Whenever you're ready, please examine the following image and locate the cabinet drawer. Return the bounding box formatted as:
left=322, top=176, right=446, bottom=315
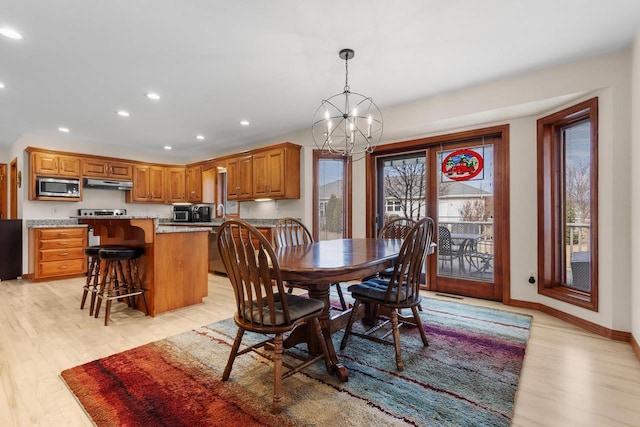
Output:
left=38, top=237, right=86, bottom=250
left=37, top=228, right=86, bottom=240
left=38, top=247, right=86, bottom=262
left=38, top=259, right=86, bottom=277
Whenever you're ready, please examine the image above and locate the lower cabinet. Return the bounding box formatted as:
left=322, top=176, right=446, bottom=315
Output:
left=29, top=227, right=88, bottom=281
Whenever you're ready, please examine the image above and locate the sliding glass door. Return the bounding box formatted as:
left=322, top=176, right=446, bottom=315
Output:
left=368, top=126, right=508, bottom=302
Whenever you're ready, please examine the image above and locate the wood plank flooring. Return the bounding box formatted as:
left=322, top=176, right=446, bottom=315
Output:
left=0, top=275, right=639, bottom=426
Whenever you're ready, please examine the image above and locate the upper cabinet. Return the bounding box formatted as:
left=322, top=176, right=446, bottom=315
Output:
left=82, top=158, right=133, bottom=180
left=24, top=142, right=301, bottom=204
left=127, top=164, right=166, bottom=203
left=186, top=165, right=203, bottom=203
left=32, top=151, right=81, bottom=177
left=252, top=144, right=300, bottom=199
left=165, top=166, right=186, bottom=203
left=227, top=155, right=253, bottom=201
left=227, top=143, right=300, bottom=201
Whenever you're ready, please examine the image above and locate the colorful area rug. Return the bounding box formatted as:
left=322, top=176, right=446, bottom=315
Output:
left=61, top=297, right=532, bottom=426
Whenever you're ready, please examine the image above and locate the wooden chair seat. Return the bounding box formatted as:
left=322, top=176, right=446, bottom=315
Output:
left=348, top=278, right=407, bottom=302
left=243, top=293, right=325, bottom=327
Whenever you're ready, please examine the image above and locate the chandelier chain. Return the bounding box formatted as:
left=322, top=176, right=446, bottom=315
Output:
left=344, top=55, right=350, bottom=93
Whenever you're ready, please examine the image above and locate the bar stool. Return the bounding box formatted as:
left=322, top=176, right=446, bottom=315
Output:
left=80, top=244, right=127, bottom=316
left=93, top=246, right=149, bottom=326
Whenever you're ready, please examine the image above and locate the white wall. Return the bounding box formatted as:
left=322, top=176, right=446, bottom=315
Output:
left=7, top=49, right=636, bottom=334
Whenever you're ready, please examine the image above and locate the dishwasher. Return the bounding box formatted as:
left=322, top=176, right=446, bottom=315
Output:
left=209, top=227, right=226, bottom=274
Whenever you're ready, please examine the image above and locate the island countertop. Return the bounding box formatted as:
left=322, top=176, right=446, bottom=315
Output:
left=27, top=218, right=211, bottom=233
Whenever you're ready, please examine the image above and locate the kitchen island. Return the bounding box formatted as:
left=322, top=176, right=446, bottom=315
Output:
left=78, top=216, right=210, bottom=317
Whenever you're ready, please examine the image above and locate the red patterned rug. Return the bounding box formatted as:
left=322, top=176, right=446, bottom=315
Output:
left=61, top=297, right=532, bottom=426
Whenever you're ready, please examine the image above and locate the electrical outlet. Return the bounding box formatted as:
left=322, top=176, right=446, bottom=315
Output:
left=51, top=207, right=57, bottom=215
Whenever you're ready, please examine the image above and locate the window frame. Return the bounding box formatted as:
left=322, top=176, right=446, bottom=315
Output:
left=537, top=97, right=598, bottom=311
left=312, top=150, right=352, bottom=240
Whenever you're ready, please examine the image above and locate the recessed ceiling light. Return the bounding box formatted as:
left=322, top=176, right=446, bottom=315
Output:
left=0, top=82, right=5, bottom=89
left=116, top=110, right=130, bottom=117
left=58, top=127, right=70, bottom=133
left=145, top=92, right=160, bottom=100
left=0, top=28, right=23, bottom=40
left=240, top=120, right=250, bottom=126
left=164, top=146, right=172, bottom=150
left=196, top=135, right=205, bottom=140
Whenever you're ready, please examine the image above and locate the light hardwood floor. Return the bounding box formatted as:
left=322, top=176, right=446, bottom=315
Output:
left=1, top=274, right=639, bottom=426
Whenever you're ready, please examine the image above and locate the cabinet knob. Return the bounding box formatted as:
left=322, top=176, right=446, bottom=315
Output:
left=60, top=252, right=70, bottom=256
left=59, top=265, right=69, bottom=270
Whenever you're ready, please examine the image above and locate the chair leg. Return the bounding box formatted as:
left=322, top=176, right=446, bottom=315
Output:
left=88, top=259, right=101, bottom=316
left=390, top=310, right=403, bottom=371
left=80, top=257, right=96, bottom=310
left=272, top=333, right=283, bottom=415
left=335, top=283, right=347, bottom=310
left=130, top=259, right=149, bottom=315
left=222, top=328, right=245, bottom=381
left=340, top=299, right=361, bottom=350
left=411, top=305, right=429, bottom=347
left=93, top=261, right=111, bottom=318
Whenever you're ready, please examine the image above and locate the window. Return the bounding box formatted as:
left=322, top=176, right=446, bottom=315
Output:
left=385, top=200, right=403, bottom=213
left=537, top=98, right=598, bottom=311
left=313, top=151, right=352, bottom=240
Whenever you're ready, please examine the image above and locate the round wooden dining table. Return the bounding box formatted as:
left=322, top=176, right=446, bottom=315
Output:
left=275, top=238, right=403, bottom=382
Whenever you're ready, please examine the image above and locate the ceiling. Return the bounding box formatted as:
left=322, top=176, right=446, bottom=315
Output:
left=1, top=0, right=640, bottom=161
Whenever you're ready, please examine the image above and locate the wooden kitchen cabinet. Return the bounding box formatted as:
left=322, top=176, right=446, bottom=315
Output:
left=82, top=158, right=133, bottom=180
left=127, top=164, right=166, bottom=203
left=165, top=166, right=186, bottom=203
left=252, top=144, right=300, bottom=199
left=32, top=151, right=81, bottom=177
left=29, top=227, right=88, bottom=281
left=226, top=155, right=253, bottom=200
left=186, top=165, right=203, bottom=203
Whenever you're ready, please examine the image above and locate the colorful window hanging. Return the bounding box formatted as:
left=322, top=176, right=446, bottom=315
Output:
left=441, top=149, right=484, bottom=181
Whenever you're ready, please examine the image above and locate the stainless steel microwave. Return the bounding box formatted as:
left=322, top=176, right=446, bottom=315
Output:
left=36, top=177, right=80, bottom=198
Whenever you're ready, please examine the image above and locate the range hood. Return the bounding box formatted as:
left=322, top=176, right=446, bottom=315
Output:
left=83, top=178, right=133, bottom=190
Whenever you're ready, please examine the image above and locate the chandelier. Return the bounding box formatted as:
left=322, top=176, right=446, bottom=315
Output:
left=312, top=48, right=383, bottom=160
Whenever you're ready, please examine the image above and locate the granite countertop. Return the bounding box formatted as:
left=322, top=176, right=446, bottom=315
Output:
left=27, top=217, right=279, bottom=230
left=26, top=219, right=88, bottom=228
left=72, top=215, right=161, bottom=220
left=160, top=218, right=277, bottom=228
left=156, top=225, right=212, bottom=233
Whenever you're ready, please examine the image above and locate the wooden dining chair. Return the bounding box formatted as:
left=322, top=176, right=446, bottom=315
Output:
left=377, top=217, right=417, bottom=279
left=273, top=217, right=347, bottom=310
left=217, top=219, right=331, bottom=414
left=340, top=217, right=435, bottom=371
